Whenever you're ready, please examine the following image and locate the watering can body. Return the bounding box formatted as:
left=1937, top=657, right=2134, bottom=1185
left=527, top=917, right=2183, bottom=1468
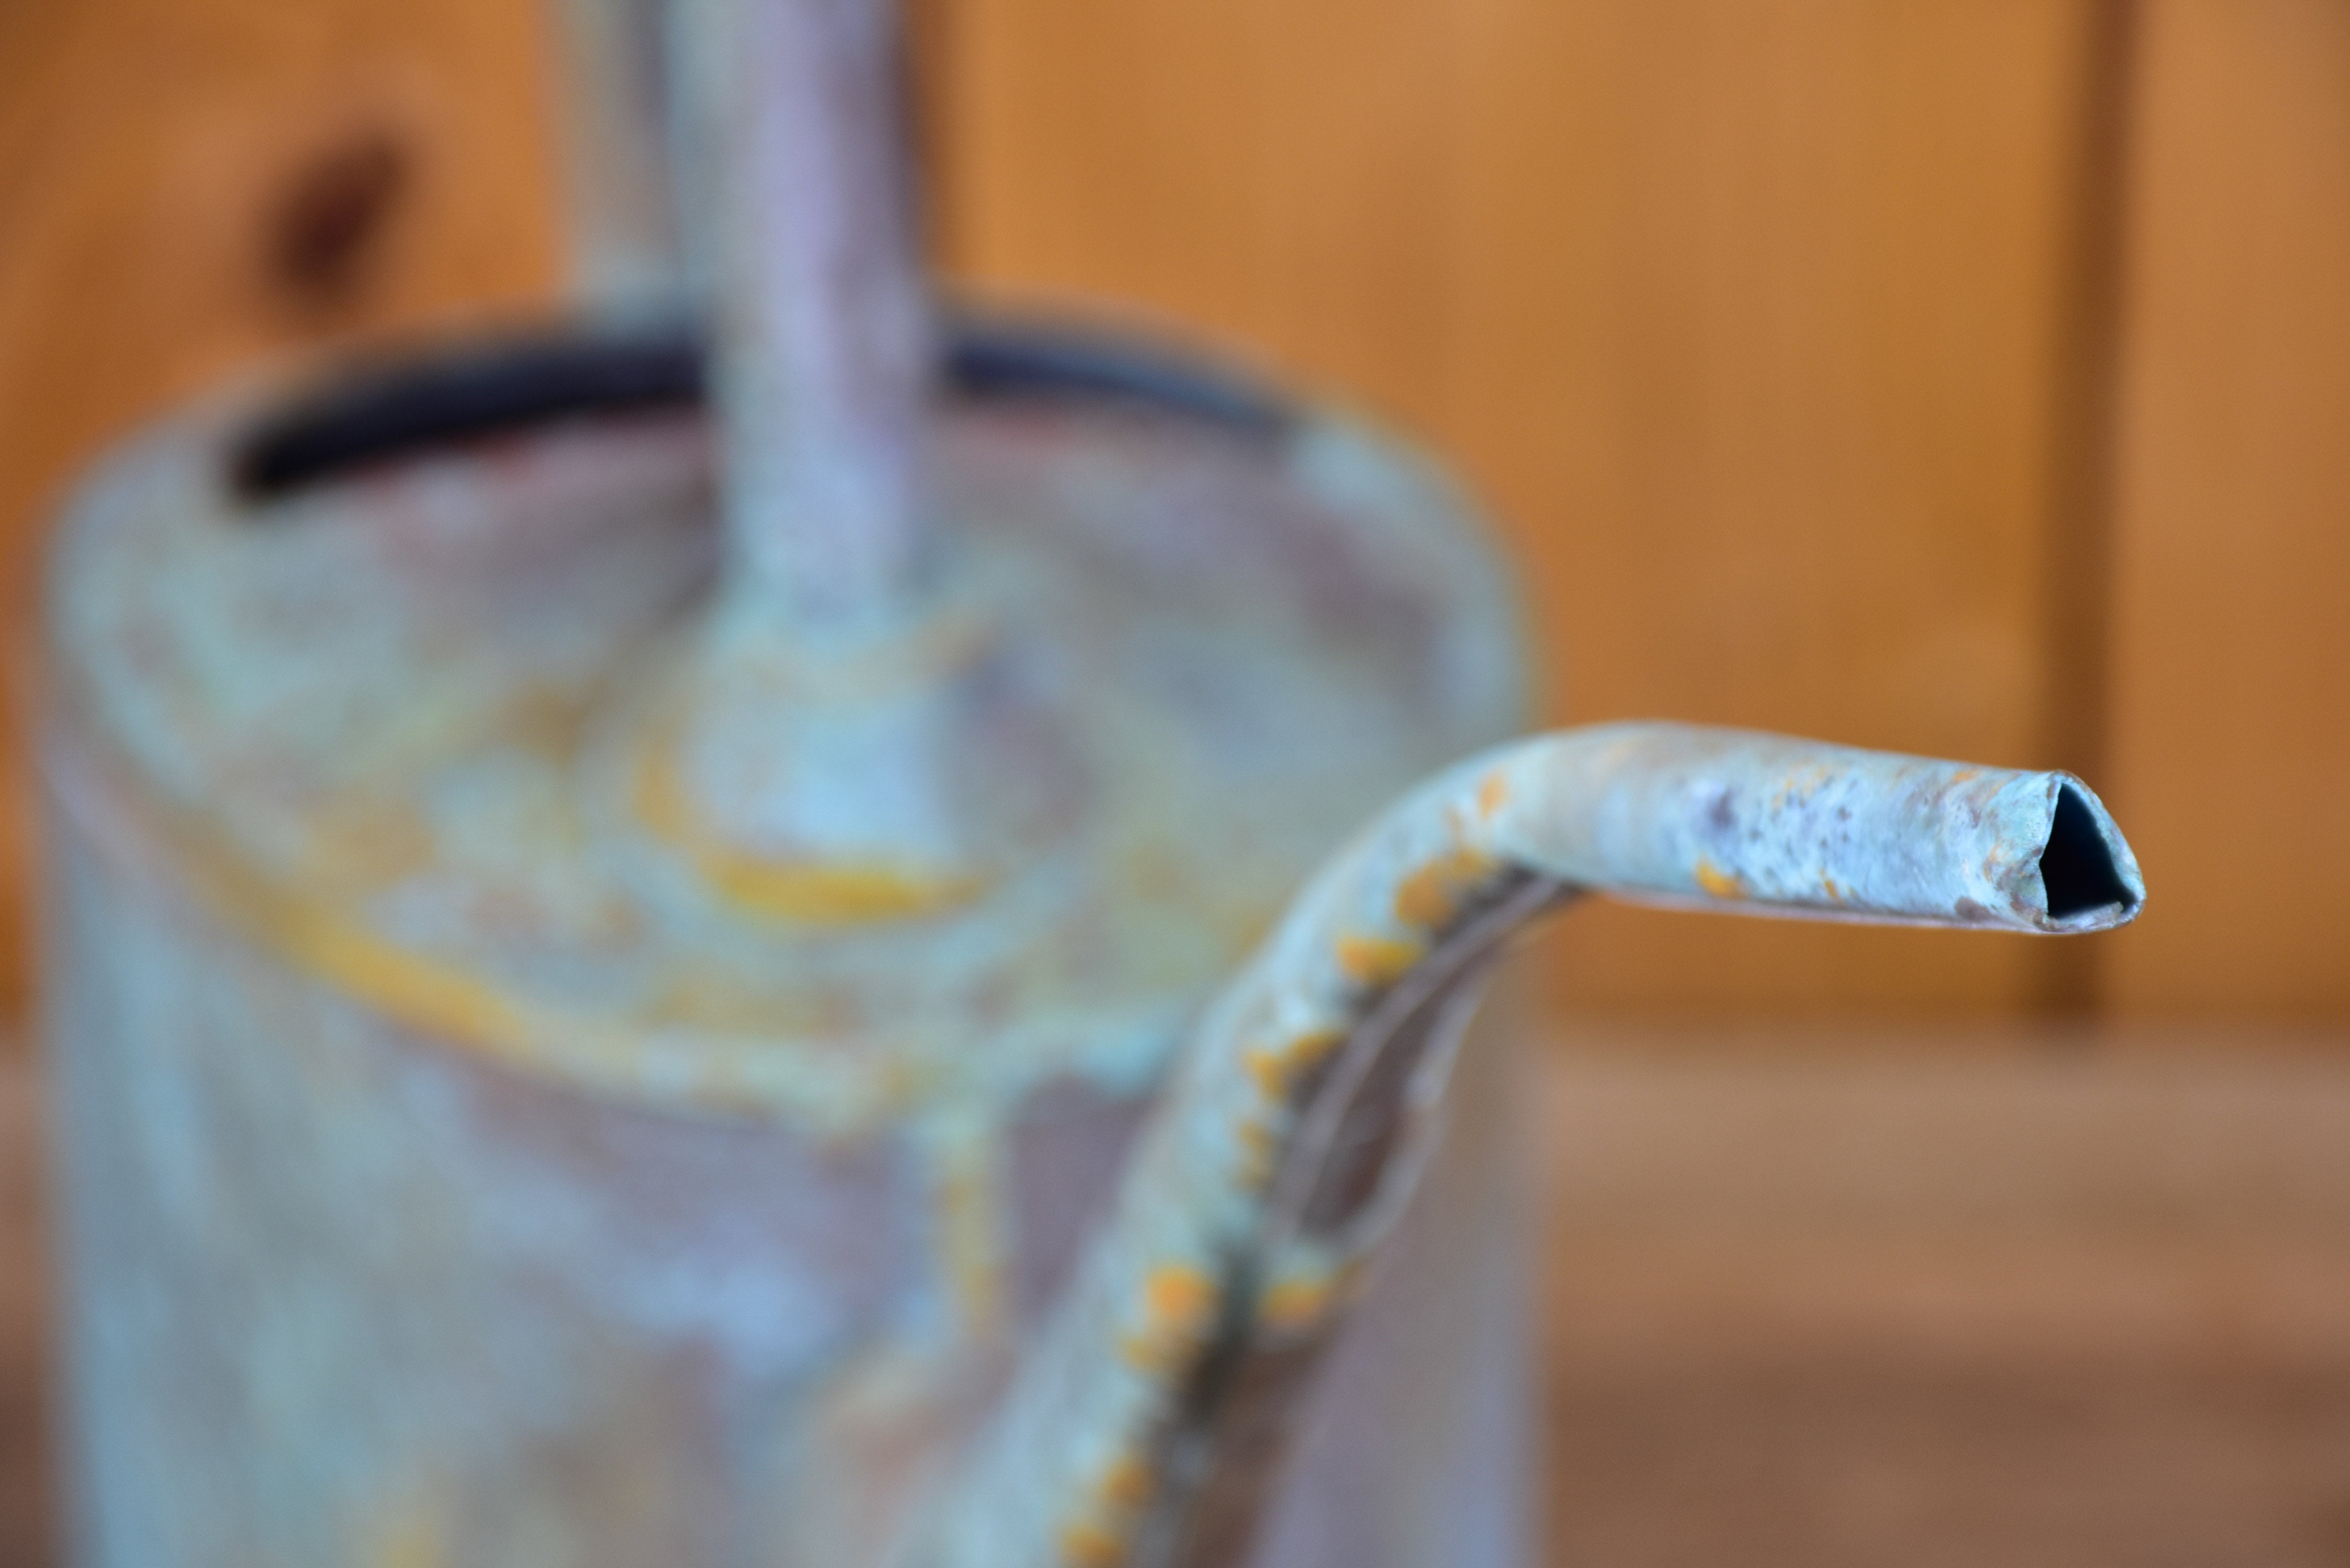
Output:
left=38, top=322, right=1539, bottom=1567
left=37, top=1, right=2146, bottom=1557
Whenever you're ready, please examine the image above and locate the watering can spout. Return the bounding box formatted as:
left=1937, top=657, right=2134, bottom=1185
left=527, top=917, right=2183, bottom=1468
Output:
left=532, top=15, right=2148, bottom=1552
left=909, top=723, right=2142, bottom=1568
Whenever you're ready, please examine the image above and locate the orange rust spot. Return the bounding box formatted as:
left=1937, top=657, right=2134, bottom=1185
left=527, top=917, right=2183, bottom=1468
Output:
left=1820, top=872, right=1845, bottom=901
left=72, top=738, right=592, bottom=1082
left=1392, top=845, right=1498, bottom=930
left=1121, top=1263, right=1218, bottom=1369
left=1335, top=932, right=1423, bottom=988
left=1260, top=1272, right=1340, bottom=1332
left=302, top=920, right=535, bottom=1050
left=633, top=742, right=982, bottom=924
left=1058, top=1519, right=1129, bottom=1567
left=1097, top=1452, right=1157, bottom=1512
left=1394, top=863, right=1457, bottom=929
left=1476, top=772, right=1511, bottom=820
left=1243, top=1048, right=1285, bottom=1099
left=1243, top=1027, right=1345, bottom=1102
left=704, top=857, right=981, bottom=925
left=1693, top=859, right=1746, bottom=900
left=1144, top=1264, right=1215, bottom=1323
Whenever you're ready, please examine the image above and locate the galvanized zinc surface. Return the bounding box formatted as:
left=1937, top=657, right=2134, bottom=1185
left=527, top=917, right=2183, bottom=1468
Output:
left=47, top=369, right=1524, bottom=1139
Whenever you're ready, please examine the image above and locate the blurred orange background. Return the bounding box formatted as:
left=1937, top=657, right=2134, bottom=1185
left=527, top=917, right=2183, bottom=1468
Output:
left=3, top=0, right=2343, bottom=1034
left=3, top=4, right=2348, bottom=1565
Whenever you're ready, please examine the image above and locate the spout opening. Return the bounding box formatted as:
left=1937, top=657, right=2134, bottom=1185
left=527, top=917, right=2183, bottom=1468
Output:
left=2040, top=782, right=2140, bottom=926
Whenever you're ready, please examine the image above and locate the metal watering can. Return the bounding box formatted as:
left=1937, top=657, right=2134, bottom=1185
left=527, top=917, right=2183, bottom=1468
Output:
left=34, top=1, right=2146, bottom=1563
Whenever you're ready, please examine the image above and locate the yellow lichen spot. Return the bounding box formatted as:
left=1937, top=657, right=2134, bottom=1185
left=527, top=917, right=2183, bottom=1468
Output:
left=1056, top=1449, right=1154, bottom=1568
left=1243, top=1047, right=1284, bottom=1099
left=1692, top=859, right=1746, bottom=900
left=1394, top=864, right=1456, bottom=929
left=1096, top=1451, right=1157, bottom=1512
left=1259, top=1272, right=1340, bottom=1333
left=1121, top=1263, right=1219, bottom=1369
left=701, top=857, right=984, bottom=924
left=632, top=743, right=983, bottom=924
left=297, top=920, right=535, bottom=1051
left=1820, top=872, right=1845, bottom=902
left=1335, top=932, right=1424, bottom=989
left=1243, top=1027, right=1345, bottom=1103
left=1392, top=845, right=1498, bottom=931
left=1058, top=1518, right=1129, bottom=1567
left=1144, top=1264, right=1215, bottom=1324
left=1476, top=771, right=1512, bottom=820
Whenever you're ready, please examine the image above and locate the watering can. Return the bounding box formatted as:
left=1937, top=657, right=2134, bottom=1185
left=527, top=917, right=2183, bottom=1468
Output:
left=33, top=1, right=2146, bottom=1564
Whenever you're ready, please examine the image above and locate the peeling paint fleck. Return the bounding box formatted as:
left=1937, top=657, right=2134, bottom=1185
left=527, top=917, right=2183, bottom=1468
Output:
left=916, top=724, right=2144, bottom=1568
left=1333, top=933, right=1424, bottom=989
left=1693, top=859, right=1746, bottom=900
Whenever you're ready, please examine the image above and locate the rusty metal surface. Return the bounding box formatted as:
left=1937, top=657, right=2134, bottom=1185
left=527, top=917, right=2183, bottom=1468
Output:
left=31, top=0, right=2148, bottom=1560
left=38, top=329, right=1530, bottom=1566
left=47, top=367, right=1523, bottom=1139
left=917, top=725, right=2141, bottom=1567
left=42, top=370, right=2153, bottom=1562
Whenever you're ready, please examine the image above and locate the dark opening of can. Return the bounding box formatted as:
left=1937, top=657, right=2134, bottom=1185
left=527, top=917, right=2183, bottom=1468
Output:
left=231, top=320, right=1293, bottom=501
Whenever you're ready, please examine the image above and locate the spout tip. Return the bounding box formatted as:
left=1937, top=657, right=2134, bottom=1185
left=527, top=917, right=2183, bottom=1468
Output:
left=2029, top=776, right=2144, bottom=933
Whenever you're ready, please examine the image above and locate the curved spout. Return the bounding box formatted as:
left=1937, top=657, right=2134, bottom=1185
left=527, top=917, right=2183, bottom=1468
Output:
left=903, top=723, right=2142, bottom=1568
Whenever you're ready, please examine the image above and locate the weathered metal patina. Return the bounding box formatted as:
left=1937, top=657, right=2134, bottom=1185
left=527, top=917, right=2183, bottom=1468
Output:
left=917, top=727, right=2142, bottom=1566
left=42, top=320, right=1536, bottom=1568
left=36, top=0, right=2146, bottom=1563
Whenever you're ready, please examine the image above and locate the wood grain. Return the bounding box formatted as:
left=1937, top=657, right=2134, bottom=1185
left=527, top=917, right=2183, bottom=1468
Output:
left=0, top=0, right=569, bottom=1024
left=936, top=0, right=2128, bottom=1018
left=0, top=0, right=2342, bottom=1025
left=2100, top=0, right=2350, bottom=1021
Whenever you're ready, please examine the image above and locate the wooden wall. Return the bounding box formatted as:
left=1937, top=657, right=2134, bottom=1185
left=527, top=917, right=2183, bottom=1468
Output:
left=936, top=0, right=2128, bottom=1020
left=0, top=0, right=2341, bottom=1028
left=0, top=0, right=566, bottom=1023
left=2102, top=1, right=2350, bottom=1022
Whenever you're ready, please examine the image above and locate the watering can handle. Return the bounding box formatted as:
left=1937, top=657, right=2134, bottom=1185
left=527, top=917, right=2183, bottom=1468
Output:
left=551, top=0, right=939, bottom=626
left=905, top=721, right=2143, bottom=1568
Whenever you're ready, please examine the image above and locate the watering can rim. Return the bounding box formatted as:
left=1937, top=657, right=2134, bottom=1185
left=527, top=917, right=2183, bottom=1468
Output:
left=37, top=312, right=1532, bottom=1140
